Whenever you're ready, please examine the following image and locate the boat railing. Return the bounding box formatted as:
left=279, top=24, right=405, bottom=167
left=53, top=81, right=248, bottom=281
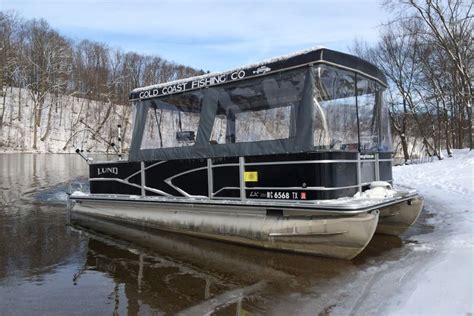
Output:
left=88, top=152, right=391, bottom=202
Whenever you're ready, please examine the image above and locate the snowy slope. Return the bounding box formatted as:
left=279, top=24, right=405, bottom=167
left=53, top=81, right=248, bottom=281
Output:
left=0, top=87, right=132, bottom=153
left=387, top=149, right=474, bottom=315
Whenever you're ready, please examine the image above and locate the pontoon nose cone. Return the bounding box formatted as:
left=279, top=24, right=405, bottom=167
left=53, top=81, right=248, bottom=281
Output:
left=376, top=196, right=424, bottom=235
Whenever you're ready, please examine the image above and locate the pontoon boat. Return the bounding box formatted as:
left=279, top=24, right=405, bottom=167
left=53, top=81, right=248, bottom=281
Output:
left=69, top=47, right=423, bottom=259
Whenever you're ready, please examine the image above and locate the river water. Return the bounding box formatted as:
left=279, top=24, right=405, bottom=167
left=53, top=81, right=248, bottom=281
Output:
left=0, top=154, right=432, bottom=315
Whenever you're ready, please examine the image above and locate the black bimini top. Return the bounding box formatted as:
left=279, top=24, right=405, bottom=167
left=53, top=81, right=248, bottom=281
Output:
left=129, top=47, right=387, bottom=101
left=128, top=47, right=391, bottom=162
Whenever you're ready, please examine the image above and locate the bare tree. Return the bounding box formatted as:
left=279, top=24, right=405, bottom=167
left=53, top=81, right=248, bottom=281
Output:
left=353, top=0, right=472, bottom=161
left=386, top=0, right=473, bottom=149
left=0, top=12, right=20, bottom=130
left=21, top=19, right=71, bottom=149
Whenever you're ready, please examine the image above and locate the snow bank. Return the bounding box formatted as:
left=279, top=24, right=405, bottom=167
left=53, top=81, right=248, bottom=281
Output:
left=386, top=149, right=474, bottom=315
left=353, top=181, right=398, bottom=198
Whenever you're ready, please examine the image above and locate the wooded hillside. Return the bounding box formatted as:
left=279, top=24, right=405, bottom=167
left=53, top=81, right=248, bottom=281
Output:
left=0, top=12, right=204, bottom=152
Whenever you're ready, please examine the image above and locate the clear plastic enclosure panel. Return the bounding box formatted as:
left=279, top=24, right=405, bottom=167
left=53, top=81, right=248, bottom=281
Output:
left=140, top=94, right=202, bottom=149
left=141, top=108, right=200, bottom=149
left=210, top=68, right=304, bottom=143
left=313, top=66, right=358, bottom=151
left=210, top=115, right=227, bottom=144
left=357, top=78, right=378, bottom=151
left=235, top=106, right=292, bottom=142
left=379, top=92, right=392, bottom=151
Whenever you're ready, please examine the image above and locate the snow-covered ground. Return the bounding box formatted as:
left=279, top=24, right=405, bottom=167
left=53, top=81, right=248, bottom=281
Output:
left=270, top=149, right=473, bottom=315
left=352, top=149, right=473, bottom=315
left=387, top=149, right=473, bottom=315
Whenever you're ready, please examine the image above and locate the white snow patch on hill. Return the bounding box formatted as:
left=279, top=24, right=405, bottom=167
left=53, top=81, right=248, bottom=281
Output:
left=0, top=87, right=132, bottom=153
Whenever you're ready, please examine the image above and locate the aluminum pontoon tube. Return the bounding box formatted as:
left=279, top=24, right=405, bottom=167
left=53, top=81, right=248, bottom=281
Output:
left=70, top=198, right=379, bottom=260
left=376, top=196, right=424, bottom=235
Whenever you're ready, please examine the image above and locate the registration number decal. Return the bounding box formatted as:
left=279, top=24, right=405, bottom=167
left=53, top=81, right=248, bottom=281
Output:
left=248, top=191, right=308, bottom=200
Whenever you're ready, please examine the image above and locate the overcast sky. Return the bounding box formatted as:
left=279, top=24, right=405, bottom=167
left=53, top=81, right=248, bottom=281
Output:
left=2, top=0, right=389, bottom=72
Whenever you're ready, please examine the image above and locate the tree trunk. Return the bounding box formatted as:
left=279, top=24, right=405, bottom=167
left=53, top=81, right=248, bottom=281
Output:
left=18, top=87, right=22, bottom=122
left=0, top=87, right=7, bottom=130
left=423, top=137, right=441, bottom=160
left=401, top=134, right=410, bottom=162
left=444, top=108, right=452, bottom=156
left=40, top=102, right=53, bottom=142
left=94, top=102, right=113, bottom=135
left=401, top=98, right=409, bottom=162
left=467, top=103, right=473, bottom=150
left=436, top=100, right=442, bottom=156
left=32, top=106, right=38, bottom=150
left=59, top=96, right=63, bottom=127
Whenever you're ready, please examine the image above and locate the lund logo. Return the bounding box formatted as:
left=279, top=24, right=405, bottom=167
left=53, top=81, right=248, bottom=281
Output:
left=97, top=167, right=119, bottom=176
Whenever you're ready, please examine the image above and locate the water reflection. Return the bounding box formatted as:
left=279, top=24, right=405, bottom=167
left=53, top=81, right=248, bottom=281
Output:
left=71, top=214, right=355, bottom=315
left=0, top=154, right=88, bottom=281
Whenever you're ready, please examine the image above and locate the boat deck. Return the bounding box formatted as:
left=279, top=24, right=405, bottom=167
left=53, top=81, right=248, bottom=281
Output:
left=70, top=190, right=419, bottom=215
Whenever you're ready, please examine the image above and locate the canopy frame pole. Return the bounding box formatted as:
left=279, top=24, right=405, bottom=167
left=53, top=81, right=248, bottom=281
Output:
left=357, top=152, right=362, bottom=193
left=355, top=72, right=361, bottom=153
left=375, top=152, right=380, bottom=181
left=140, top=161, right=146, bottom=196
left=239, top=157, right=246, bottom=201
left=207, top=158, right=213, bottom=199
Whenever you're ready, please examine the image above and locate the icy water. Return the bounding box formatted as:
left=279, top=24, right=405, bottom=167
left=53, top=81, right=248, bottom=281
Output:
left=0, top=154, right=433, bottom=315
